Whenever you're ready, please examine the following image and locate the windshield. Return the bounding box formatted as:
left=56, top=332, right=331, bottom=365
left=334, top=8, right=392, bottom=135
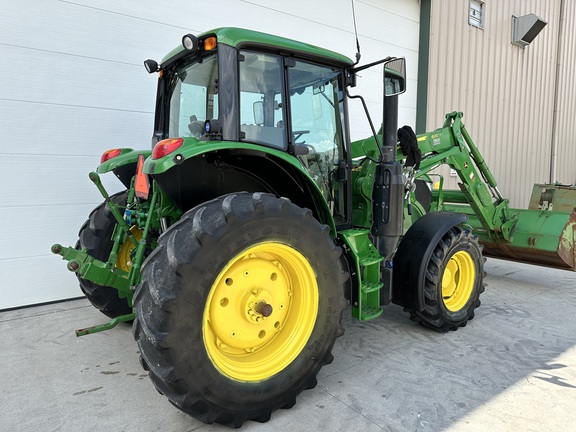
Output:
left=168, top=54, right=219, bottom=138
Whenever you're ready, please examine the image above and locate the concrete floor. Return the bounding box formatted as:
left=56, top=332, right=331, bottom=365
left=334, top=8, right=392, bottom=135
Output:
left=2, top=258, right=576, bottom=432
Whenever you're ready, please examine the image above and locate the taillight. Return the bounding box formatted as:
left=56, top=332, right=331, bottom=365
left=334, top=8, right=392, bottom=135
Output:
left=152, top=138, right=184, bottom=160
left=100, top=148, right=122, bottom=164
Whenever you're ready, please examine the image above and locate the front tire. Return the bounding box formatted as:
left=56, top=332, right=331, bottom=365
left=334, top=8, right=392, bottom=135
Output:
left=132, top=192, right=348, bottom=427
left=409, top=226, right=485, bottom=331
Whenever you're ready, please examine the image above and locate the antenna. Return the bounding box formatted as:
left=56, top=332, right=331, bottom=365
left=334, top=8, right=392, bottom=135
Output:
left=351, top=0, right=361, bottom=65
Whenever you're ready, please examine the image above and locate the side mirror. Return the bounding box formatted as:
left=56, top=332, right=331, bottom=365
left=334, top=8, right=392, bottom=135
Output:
left=253, top=101, right=264, bottom=125
left=383, top=57, right=406, bottom=97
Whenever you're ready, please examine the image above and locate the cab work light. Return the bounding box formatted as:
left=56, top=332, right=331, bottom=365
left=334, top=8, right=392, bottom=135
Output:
left=182, top=34, right=199, bottom=51
left=144, top=59, right=159, bottom=74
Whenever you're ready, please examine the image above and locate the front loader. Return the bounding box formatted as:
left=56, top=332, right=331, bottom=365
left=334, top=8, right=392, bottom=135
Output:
left=396, top=112, right=575, bottom=273
left=52, top=28, right=488, bottom=427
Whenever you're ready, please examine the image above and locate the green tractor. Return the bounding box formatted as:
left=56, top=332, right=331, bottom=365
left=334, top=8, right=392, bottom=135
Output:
left=52, top=27, right=574, bottom=427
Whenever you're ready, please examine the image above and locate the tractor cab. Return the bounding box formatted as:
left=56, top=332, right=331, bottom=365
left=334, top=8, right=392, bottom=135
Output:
left=145, top=28, right=353, bottom=226
left=144, top=28, right=404, bottom=230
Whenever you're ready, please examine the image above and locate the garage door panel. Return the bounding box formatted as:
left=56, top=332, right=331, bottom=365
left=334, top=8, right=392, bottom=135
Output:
left=0, top=100, right=153, bottom=156
left=4, top=45, right=153, bottom=113
left=0, top=203, right=99, bottom=261
left=0, top=154, right=124, bottom=208
left=0, top=256, right=81, bottom=310
left=0, top=0, right=185, bottom=69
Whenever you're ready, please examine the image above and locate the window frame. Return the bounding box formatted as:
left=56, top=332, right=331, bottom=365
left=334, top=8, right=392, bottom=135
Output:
left=469, top=0, right=485, bottom=29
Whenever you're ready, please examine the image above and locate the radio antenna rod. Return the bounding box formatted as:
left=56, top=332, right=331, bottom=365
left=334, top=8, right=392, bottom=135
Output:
left=351, top=0, right=361, bottom=65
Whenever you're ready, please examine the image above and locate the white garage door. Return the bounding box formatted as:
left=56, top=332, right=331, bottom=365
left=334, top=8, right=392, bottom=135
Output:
left=0, top=0, right=420, bottom=309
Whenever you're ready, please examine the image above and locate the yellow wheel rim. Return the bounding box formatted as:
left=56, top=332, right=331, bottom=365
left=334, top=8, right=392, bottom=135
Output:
left=203, top=242, right=319, bottom=382
left=116, top=226, right=142, bottom=272
left=441, top=250, right=475, bottom=312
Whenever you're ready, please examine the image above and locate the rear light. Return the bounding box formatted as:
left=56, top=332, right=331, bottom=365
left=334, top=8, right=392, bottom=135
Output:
left=100, top=148, right=122, bottom=164
left=152, top=138, right=184, bottom=159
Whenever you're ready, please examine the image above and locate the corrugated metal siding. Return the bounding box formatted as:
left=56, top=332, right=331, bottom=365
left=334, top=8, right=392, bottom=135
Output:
left=426, top=0, right=567, bottom=207
left=553, top=0, right=576, bottom=185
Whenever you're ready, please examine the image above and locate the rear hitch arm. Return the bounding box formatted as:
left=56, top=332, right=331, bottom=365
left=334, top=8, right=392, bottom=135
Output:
left=75, top=313, right=135, bottom=337
left=89, top=171, right=139, bottom=248
left=50, top=244, right=131, bottom=294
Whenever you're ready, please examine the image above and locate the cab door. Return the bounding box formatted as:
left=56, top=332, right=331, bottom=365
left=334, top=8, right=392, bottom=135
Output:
left=286, top=60, right=350, bottom=226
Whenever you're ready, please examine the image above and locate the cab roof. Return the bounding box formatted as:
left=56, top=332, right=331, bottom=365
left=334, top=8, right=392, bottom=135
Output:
left=161, top=27, right=354, bottom=67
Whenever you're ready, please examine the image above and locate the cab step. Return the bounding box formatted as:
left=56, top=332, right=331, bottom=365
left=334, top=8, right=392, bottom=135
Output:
left=339, top=228, right=385, bottom=321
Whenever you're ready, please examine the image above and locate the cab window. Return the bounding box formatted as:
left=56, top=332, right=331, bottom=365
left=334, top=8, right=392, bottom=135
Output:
left=239, top=51, right=286, bottom=149
left=168, top=54, right=219, bottom=138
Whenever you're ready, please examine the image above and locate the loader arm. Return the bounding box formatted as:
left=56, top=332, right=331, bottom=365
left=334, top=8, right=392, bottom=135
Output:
left=406, top=111, right=575, bottom=271
left=410, top=111, right=513, bottom=238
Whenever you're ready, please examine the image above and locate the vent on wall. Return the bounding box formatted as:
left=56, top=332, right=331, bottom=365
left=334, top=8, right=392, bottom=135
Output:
left=511, top=13, right=547, bottom=48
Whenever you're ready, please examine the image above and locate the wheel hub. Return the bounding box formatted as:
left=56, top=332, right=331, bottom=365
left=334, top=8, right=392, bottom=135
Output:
left=203, top=242, right=318, bottom=381
left=246, top=293, right=274, bottom=322
left=442, top=250, right=475, bottom=312
left=255, top=300, right=273, bottom=317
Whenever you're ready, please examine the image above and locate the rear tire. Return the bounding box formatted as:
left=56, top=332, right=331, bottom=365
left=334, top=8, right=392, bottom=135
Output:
left=409, top=226, right=485, bottom=331
left=77, top=191, right=133, bottom=318
left=132, top=192, right=348, bottom=427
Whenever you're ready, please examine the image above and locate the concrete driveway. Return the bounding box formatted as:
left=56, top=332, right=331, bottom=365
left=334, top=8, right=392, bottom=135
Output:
left=2, top=257, right=575, bottom=431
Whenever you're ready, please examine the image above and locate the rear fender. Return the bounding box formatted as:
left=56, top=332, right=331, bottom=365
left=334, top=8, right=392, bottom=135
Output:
left=97, top=149, right=152, bottom=189
left=142, top=139, right=336, bottom=235
left=392, top=212, right=468, bottom=310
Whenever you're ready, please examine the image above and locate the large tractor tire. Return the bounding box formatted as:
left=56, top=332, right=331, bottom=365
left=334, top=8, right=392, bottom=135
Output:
left=76, top=190, right=136, bottom=318
left=410, top=226, right=485, bottom=331
left=132, top=192, right=348, bottom=427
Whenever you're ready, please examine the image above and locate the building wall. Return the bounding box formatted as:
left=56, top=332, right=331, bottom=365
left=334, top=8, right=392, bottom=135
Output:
left=425, top=0, right=575, bottom=207
left=553, top=0, right=576, bottom=185
left=0, top=0, right=420, bottom=309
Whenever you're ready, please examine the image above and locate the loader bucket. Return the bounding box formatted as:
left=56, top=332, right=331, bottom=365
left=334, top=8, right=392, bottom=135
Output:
left=529, top=183, right=576, bottom=212
left=477, top=208, right=576, bottom=271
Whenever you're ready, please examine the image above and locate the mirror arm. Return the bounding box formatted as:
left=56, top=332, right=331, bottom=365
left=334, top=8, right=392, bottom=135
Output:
left=350, top=56, right=393, bottom=74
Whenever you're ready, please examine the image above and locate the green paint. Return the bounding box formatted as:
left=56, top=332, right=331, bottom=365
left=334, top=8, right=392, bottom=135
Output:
left=51, top=244, right=130, bottom=294
left=161, top=27, right=353, bottom=67
left=75, top=313, right=135, bottom=337
left=339, top=229, right=384, bottom=321
left=416, top=0, right=431, bottom=134
left=145, top=139, right=336, bottom=235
